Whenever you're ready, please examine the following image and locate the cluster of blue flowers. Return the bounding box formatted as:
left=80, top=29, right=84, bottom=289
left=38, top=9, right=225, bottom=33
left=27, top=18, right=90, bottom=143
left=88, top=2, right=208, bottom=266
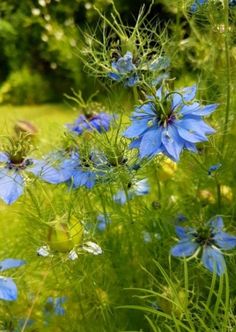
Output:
left=1, top=8, right=236, bottom=324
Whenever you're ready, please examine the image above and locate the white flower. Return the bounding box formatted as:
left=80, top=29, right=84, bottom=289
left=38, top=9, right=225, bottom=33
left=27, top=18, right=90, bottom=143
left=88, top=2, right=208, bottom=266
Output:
left=37, top=246, right=51, bottom=257
left=50, top=62, right=57, bottom=70
left=32, top=8, right=41, bottom=16
left=45, top=23, right=52, bottom=32
left=85, top=2, right=92, bottom=10
left=44, top=14, right=51, bottom=21
left=38, top=0, right=46, bottom=7
left=41, top=34, right=48, bottom=42
left=68, top=250, right=78, bottom=261
left=82, top=241, right=103, bottom=255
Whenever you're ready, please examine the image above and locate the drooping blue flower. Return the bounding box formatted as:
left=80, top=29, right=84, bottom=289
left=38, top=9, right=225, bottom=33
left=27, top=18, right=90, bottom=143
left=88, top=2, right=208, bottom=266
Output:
left=108, top=51, right=138, bottom=87
left=208, top=163, right=222, bottom=176
left=113, top=178, right=150, bottom=205
left=66, top=112, right=114, bottom=135
left=124, top=85, right=218, bottom=162
left=0, top=258, right=25, bottom=301
left=171, top=217, right=236, bottom=276
left=0, top=152, right=34, bottom=204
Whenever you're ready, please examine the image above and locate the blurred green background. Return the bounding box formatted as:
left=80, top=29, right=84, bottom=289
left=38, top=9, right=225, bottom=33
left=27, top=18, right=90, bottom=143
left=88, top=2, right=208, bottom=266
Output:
left=0, top=0, right=179, bottom=105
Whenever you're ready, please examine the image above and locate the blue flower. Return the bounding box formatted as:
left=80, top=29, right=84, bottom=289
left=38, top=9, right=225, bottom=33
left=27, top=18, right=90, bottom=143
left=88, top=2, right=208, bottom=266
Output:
left=108, top=51, right=138, bottom=87
left=31, top=151, right=98, bottom=189
left=124, top=85, right=218, bottom=162
left=0, top=258, right=25, bottom=301
left=97, top=214, right=111, bottom=231
left=45, top=297, right=66, bottom=316
left=0, top=152, right=34, bottom=204
left=66, top=112, right=114, bottom=135
left=171, top=217, right=236, bottom=276
left=113, top=178, right=150, bottom=205
left=176, top=213, right=188, bottom=223
left=29, top=150, right=77, bottom=185
left=208, top=163, right=222, bottom=175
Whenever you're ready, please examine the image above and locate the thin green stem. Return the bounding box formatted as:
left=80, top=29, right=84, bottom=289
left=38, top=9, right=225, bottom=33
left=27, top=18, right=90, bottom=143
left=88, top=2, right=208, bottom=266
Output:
left=222, top=0, right=231, bottom=152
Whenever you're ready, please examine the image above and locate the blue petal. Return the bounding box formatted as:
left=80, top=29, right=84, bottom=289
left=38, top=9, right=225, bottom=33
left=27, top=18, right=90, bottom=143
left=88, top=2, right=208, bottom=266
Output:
left=0, top=169, right=24, bottom=204
left=155, top=87, right=163, bottom=100
left=182, top=85, right=197, bottom=102
left=0, top=277, right=18, bottom=301
left=208, top=163, right=222, bottom=175
left=0, top=152, right=9, bottom=163
left=214, top=232, right=236, bottom=250
left=129, top=138, right=142, bottom=149
left=123, top=119, right=150, bottom=138
left=175, top=226, right=189, bottom=239
left=72, top=170, right=96, bottom=189
left=171, top=93, right=182, bottom=110
left=29, top=160, right=73, bottom=184
left=176, top=119, right=210, bottom=143
left=0, top=259, right=25, bottom=272
left=171, top=239, right=199, bottom=257
left=108, top=72, right=121, bottom=81
left=113, top=190, right=127, bottom=205
left=184, top=141, right=198, bottom=152
left=179, top=103, right=201, bottom=116
left=132, top=103, right=156, bottom=118
left=117, top=51, right=135, bottom=73
left=139, top=128, right=162, bottom=158
left=161, top=126, right=183, bottom=161
left=55, top=297, right=66, bottom=315
left=134, top=179, right=150, bottom=195
left=184, top=103, right=218, bottom=117
left=201, top=246, right=226, bottom=276
left=126, top=74, right=139, bottom=87
left=210, top=216, right=224, bottom=232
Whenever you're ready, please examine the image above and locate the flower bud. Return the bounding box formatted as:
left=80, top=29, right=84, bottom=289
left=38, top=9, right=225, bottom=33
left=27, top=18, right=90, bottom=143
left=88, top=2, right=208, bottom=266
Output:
left=47, top=217, right=84, bottom=253
left=220, top=185, right=233, bottom=202
left=158, top=158, right=177, bottom=181
left=198, top=189, right=215, bottom=205
left=159, top=286, right=188, bottom=318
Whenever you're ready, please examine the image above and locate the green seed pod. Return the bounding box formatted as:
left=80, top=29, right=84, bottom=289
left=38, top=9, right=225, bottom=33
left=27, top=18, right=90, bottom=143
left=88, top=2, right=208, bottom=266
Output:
left=159, top=286, right=188, bottom=318
left=47, top=216, right=84, bottom=253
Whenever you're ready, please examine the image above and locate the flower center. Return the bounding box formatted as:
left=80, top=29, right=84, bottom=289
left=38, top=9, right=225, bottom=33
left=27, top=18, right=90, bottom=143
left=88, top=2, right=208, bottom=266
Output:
left=7, top=158, right=33, bottom=171
left=193, top=227, right=215, bottom=246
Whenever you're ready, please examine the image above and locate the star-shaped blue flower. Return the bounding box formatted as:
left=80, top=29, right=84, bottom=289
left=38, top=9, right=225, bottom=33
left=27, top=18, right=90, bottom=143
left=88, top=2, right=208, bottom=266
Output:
left=0, top=258, right=25, bottom=301
left=171, top=217, right=236, bottom=276
left=0, top=152, right=34, bottom=204
left=124, top=85, right=218, bottom=162
left=66, top=112, right=114, bottom=135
